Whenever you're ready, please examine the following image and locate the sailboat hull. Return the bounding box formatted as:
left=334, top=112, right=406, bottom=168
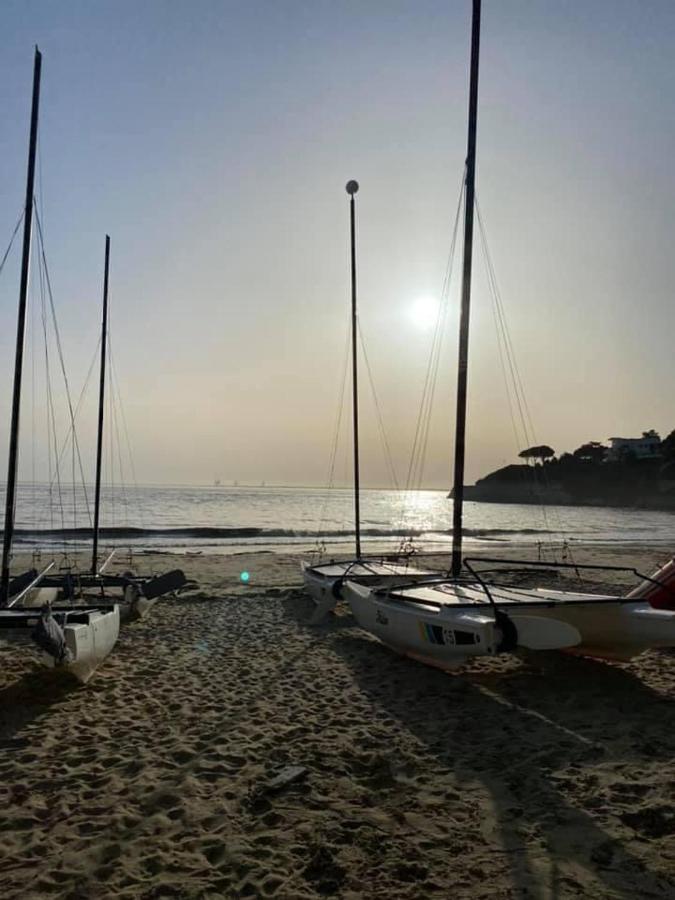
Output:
left=41, top=606, right=120, bottom=684
left=344, top=581, right=675, bottom=669
left=0, top=605, right=120, bottom=683
left=42, top=606, right=120, bottom=683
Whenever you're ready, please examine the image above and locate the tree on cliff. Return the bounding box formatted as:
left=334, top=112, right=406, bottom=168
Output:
left=660, top=430, right=675, bottom=463
left=573, top=441, right=607, bottom=463
left=518, top=445, right=555, bottom=463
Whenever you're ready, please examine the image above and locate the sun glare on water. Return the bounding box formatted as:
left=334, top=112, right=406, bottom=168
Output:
left=409, top=296, right=439, bottom=330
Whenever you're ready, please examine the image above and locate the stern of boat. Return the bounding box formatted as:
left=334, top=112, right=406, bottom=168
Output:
left=42, top=606, right=120, bottom=684
left=302, top=563, right=341, bottom=624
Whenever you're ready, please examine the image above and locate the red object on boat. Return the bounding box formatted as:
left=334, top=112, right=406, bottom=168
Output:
left=626, top=558, right=675, bottom=610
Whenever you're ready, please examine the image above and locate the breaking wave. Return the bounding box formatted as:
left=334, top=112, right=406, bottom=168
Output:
left=9, top=524, right=560, bottom=544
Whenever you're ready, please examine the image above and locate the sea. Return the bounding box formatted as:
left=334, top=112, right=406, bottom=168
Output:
left=2, top=483, right=675, bottom=556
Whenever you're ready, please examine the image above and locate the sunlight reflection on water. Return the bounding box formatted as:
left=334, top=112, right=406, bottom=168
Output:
left=4, top=483, right=674, bottom=554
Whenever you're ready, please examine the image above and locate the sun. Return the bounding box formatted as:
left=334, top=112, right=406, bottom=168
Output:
left=409, top=296, right=439, bottom=330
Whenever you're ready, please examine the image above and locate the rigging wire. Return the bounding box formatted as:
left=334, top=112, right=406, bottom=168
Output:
left=408, top=179, right=464, bottom=494
left=33, top=205, right=92, bottom=530
left=474, top=195, right=568, bottom=560
left=38, top=232, right=65, bottom=539
left=109, top=341, right=130, bottom=534
left=391, top=174, right=465, bottom=548
left=357, top=323, right=400, bottom=492
left=475, top=200, right=533, bottom=448
left=0, top=209, right=25, bottom=280
left=313, top=315, right=352, bottom=556
left=108, top=341, right=116, bottom=544
left=109, top=343, right=148, bottom=533
left=43, top=338, right=100, bottom=499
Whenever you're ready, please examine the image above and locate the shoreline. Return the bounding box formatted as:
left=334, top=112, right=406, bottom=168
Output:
left=7, top=533, right=675, bottom=560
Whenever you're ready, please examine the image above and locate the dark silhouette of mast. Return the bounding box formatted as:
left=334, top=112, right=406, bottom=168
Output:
left=346, top=180, right=361, bottom=557
left=92, top=235, right=110, bottom=574
left=1, top=48, right=42, bottom=605
left=451, top=0, right=481, bottom=578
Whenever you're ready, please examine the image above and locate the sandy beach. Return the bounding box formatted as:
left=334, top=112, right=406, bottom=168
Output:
left=1, top=544, right=674, bottom=898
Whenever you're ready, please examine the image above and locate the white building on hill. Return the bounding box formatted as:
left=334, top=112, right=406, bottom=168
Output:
left=607, top=432, right=661, bottom=461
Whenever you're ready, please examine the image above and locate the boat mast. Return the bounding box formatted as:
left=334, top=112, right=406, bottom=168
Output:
left=346, top=180, right=361, bottom=557
left=451, top=0, right=481, bottom=578
left=0, top=47, right=42, bottom=605
left=91, top=235, right=110, bottom=574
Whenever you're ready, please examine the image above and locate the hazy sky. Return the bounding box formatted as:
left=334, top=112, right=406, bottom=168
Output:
left=1, top=0, right=675, bottom=489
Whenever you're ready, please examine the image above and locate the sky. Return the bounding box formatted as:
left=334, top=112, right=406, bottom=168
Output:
left=1, top=0, right=675, bottom=490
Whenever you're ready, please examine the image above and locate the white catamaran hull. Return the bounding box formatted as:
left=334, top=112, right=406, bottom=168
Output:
left=42, top=607, right=120, bottom=684
left=302, top=559, right=434, bottom=624
left=0, top=605, right=120, bottom=683
left=344, top=581, right=675, bottom=669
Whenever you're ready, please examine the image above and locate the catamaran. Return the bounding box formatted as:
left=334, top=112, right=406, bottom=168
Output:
left=0, top=48, right=120, bottom=683
left=20, top=232, right=186, bottom=622
left=0, top=49, right=184, bottom=683
left=342, top=0, right=675, bottom=669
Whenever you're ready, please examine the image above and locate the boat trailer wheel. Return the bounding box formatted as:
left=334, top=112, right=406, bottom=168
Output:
left=495, top=611, right=518, bottom=653
left=331, top=578, right=344, bottom=600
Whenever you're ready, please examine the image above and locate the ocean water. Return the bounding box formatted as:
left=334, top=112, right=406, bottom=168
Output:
left=2, top=483, right=675, bottom=555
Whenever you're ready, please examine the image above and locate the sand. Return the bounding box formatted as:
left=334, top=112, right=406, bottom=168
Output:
left=1, top=544, right=675, bottom=898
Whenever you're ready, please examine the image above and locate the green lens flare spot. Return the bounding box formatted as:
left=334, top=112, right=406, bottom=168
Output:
left=240, top=571, right=250, bottom=583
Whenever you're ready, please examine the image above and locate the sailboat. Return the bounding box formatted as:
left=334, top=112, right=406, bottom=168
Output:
left=302, top=181, right=433, bottom=623
left=28, top=234, right=186, bottom=622
left=0, top=48, right=120, bottom=682
left=0, top=50, right=183, bottom=682
left=342, top=0, right=675, bottom=668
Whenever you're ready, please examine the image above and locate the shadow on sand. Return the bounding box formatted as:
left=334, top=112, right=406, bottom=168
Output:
left=0, top=661, right=81, bottom=745
left=326, top=623, right=675, bottom=898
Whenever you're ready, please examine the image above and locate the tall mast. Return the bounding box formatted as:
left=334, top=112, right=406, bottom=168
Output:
left=346, top=180, right=361, bottom=557
left=451, top=0, right=481, bottom=578
left=91, top=235, right=110, bottom=574
left=1, top=47, right=42, bottom=605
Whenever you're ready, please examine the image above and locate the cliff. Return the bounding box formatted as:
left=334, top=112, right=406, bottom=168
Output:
left=453, top=460, right=675, bottom=510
